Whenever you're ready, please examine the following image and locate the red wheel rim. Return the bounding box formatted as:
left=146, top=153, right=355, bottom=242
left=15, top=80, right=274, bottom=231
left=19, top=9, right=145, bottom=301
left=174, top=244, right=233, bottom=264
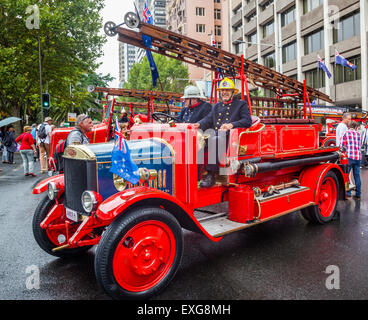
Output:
left=45, top=206, right=79, bottom=247
left=112, top=220, right=176, bottom=292
left=318, top=177, right=337, bottom=218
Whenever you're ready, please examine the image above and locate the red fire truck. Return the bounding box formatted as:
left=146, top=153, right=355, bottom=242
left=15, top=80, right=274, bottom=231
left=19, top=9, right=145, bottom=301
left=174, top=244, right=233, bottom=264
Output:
left=32, top=13, right=351, bottom=300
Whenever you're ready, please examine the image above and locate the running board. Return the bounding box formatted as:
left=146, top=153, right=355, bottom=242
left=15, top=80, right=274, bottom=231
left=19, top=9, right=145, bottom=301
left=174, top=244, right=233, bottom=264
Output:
left=198, top=186, right=313, bottom=238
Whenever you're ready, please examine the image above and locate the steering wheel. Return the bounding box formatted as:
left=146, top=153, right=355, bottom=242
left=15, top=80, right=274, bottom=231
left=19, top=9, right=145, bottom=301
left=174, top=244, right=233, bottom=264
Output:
left=152, top=112, right=181, bottom=123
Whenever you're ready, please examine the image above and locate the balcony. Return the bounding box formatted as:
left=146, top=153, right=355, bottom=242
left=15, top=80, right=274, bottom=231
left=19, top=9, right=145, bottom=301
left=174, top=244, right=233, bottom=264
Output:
left=232, top=0, right=242, bottom=11
left=258, top=3, right=274, bottom=26
left=243, top=0, right=256, bottom=17
left=243, top=18, right=257, bottom=35
left=232, top=27, right=243, bottom=43
left=231, top=10, right=242, bottom=28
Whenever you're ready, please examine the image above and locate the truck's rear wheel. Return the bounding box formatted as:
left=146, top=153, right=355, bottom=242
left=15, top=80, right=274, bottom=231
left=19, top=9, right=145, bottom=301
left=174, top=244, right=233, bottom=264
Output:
left=301, top=171, right=339, bottom=224
left=94, top=206, right=183, bottom=300
left=323, top=138, right=336, bottom=147
left=32, top=195, right=92, bottom=258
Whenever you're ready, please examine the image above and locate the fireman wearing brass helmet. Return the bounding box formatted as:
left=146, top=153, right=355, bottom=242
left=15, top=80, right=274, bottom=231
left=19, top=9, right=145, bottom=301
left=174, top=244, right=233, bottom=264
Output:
left=176, top=85, right=212, bottom=123
left=194, top=77, right=252, bottom=187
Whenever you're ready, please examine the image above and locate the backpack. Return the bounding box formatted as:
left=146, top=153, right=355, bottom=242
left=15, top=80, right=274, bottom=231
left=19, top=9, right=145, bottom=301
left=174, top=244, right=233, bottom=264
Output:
left=53, top=140, right=67, bottom=172
left=3, top=132, right=12, bottom=147
left=38, top=123, right=47, bottom=140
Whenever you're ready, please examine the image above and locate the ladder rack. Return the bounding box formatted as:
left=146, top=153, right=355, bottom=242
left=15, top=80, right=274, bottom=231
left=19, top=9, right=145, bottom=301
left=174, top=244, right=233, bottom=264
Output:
left=114, top=21, right=332, bottom=104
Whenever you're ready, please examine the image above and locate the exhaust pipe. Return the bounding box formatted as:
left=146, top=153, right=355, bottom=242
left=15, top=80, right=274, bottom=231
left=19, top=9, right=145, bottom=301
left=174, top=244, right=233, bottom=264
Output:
left=243, top=152, right=340, bottom=177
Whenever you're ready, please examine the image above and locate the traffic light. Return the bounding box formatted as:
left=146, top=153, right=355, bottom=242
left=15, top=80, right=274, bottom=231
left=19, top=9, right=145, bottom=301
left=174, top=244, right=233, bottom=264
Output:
left=42, top=93, right=50, bottom=109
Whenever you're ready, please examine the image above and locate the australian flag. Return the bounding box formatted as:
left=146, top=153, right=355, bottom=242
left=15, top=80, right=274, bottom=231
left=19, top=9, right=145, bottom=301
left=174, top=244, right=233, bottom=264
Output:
left=142, top=0, right=159, bottom=87
left=335, top=50, right=357, bottom=70
left=109, top=117, right=140, bottom=185
left=317, top=55, right=331, bottom=79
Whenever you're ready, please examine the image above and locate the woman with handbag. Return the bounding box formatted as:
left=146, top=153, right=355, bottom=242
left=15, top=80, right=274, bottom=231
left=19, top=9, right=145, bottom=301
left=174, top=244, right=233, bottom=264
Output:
left=16, top=126, right=37, bottom=177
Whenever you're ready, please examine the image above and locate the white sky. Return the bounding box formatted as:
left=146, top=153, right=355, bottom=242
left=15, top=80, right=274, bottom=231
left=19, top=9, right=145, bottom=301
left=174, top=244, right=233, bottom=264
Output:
left=97, top=0, right=136, bottom=87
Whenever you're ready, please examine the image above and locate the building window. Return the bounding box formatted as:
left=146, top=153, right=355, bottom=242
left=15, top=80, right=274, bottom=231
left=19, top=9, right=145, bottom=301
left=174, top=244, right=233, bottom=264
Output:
left=304, top=28, right=324, bottom=55
left=336, top=55, right=361, bottom=84
left=214, top=9, right=221, bottom=20
left=235, top=42, right=244, bottom=55
left=216, top=41, right=222, bottom=49
left=214, top=0, right=221, bottom=3
left=247, top=11, right=256, bottom=22
left=260, top=0, right=274, bottom=11
left=248, top=32, right=257, bottom=45
left=303, top=0, right=323, bottom=14
left=196, top=7, right=205, bottom=16
left=282, top=41, right=296, bottom=63
left=281, top=6, right=295, bottom=27
left=196, top=24, right=205, bottom=33
left=233, top=5, right=241, bottom=15
left=305, top=68, right=325, bottom=89
left=215, top=25, right=222, bottom=36
left=263, top=20, right=274, bottom=38
left=333, top=11, right=360, bottom=43
left=263, top=51, right=275, bottom=69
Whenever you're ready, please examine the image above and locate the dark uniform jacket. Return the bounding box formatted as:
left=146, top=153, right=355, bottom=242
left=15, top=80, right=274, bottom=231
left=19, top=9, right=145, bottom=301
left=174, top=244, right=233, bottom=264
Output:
left=177, top=101, right=212, bottom=123
left=198, top=99, right=252, bottom=131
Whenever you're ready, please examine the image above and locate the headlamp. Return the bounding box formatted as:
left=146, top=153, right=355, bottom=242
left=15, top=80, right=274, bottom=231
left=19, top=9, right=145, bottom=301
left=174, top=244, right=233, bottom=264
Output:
left=47, top=182, right=58, bottom=200
left=81, top=191, right=98, bottom=213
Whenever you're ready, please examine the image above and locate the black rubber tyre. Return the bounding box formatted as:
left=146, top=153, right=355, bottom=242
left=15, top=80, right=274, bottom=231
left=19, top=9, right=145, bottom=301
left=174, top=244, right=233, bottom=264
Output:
left=300, top=171, right=339, bottom=224
left=32, top=195, right=92, bottom=258
left=94, top=206, right=184, bottom=300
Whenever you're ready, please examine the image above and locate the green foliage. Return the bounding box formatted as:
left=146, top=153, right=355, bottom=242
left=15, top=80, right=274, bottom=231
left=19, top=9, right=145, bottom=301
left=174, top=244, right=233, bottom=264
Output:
left=0, top=0, right=110, bottom=125
left=123, top=54, right=191, bottom=101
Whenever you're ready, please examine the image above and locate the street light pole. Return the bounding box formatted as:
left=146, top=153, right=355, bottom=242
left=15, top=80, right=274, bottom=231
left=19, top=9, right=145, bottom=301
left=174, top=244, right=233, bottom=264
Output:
left=38, top=30, right=43, bottom=122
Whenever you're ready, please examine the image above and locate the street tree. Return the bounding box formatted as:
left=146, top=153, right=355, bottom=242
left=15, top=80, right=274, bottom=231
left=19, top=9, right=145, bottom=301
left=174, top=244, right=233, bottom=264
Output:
left=0, top=0, right=108, bottom=128
left=123, top=54, right=191, bottom=95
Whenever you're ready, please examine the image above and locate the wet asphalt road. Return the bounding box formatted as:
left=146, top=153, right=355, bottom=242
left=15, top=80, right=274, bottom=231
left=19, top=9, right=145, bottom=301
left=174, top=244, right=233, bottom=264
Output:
left=1, top=153, right=368, bottom=300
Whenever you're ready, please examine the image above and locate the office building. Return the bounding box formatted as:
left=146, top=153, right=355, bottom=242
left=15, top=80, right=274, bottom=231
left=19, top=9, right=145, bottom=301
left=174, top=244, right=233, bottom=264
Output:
left=230, top=0, right=368, bottom=109
left=166, top=0, right=230, bottom=82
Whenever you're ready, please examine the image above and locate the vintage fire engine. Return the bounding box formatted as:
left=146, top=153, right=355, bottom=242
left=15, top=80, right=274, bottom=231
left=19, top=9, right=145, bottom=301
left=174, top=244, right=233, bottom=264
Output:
left=47, top=87, right=183, bottom=172
left=32, top=13, right=350, bottom=300
left=318, top=110, right=368, bottom=147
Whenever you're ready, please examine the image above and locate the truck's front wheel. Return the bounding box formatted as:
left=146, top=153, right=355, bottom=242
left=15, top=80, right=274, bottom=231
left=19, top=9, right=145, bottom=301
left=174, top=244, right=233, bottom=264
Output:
left=95, top=206, right=183, bottom=300
left=32, top=195, right=92, bottom=258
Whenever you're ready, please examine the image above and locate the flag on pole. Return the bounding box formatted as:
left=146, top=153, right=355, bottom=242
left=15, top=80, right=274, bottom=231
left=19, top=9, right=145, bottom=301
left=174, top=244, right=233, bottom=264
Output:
left=142, top=0, right=159, bottom=87
left=109, top=117, right=140, bottom=185
left=317, top=55, right=332, bottom=79
left=211, top=34, right=216, bottom=47
left=335, top=50, right=357, bottom=70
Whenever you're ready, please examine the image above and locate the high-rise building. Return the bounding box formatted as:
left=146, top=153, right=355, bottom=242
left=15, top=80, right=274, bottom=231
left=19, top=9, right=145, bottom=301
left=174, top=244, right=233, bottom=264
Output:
left=230, top=0, right=368, bottom=109
left=166, top=0, right=230, bottom=82
left=119, top=43, right=137, bottom=86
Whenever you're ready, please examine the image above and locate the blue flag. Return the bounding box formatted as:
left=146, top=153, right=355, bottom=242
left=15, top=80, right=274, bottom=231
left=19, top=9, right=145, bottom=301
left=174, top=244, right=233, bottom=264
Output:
left=317, top=55, right=331, bottom=79
left=109, top=117, right=140, bottom=185
left=335, top=50, right=357, bottom=70
left=142, top=0, right=159, bottom=87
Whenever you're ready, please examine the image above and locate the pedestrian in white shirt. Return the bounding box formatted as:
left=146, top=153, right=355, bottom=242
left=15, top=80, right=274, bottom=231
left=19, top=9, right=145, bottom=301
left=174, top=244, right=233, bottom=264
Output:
left=37, top=117, right=53, bottom=173
left=336, top=112, right=351, bottom=147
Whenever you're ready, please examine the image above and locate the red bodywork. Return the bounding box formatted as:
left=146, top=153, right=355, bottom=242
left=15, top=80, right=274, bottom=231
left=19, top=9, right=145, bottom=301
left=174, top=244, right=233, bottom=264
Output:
left=34, top=120, right=349, bottom=248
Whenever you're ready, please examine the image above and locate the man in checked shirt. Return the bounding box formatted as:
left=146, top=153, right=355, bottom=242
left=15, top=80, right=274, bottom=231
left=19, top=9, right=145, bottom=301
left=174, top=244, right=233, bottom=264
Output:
left=341, top=121, right=362, bottom=200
